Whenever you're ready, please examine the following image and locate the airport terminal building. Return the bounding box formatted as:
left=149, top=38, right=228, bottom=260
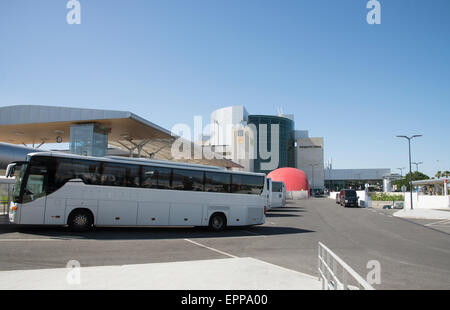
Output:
left=204, top=106, right=326, bottom=191
left=324, top=168, right=393, bottom=192
left=1, top=105, right=394, bottom=195
left=0, top=105, right=241, bottom=174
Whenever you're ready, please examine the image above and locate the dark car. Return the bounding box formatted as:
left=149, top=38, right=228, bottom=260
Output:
left=339, top=189, right=359, bottom=207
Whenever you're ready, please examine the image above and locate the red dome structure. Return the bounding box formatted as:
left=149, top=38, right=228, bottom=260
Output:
left=267, top=167, right=310, bottom=192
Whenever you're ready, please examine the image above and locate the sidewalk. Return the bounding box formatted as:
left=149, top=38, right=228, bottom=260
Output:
left=0, top=257, right=322, bottom=290
left=394, top=208, right=450, bottom=220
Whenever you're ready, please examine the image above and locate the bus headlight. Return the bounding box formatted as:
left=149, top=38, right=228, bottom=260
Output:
left=10, top=202, right=18, bottom=211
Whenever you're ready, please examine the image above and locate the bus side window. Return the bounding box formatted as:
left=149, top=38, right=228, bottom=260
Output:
left=172, top=169, right=204, bottom=192
left=141, top=166, right=171, bottom=190
left=231, top=175, right=265, bottom=195
left=205, top=172, right=231, bottom=193
left=155, top=167, right=171, bottom=190
left=126, top=165, right=140, bottom=187
left=48, top=158, right=74, bottom=194
left=101, top=163, right=127, bottom=187
left=72, top=159, right=102, bottom=185
left=142, top=166, right=158, bottom=189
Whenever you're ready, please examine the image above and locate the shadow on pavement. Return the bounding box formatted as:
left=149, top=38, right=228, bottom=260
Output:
left=266, top=213, right=302, bottom=218
left=267, top=208, right=306, bottom=213
left=0, top=224, right=314, bottom=240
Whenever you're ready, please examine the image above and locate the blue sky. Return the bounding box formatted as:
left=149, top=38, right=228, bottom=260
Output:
left=0, top=0, right=449, bottom=176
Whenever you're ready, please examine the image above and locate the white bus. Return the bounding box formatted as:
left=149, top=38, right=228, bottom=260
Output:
left=268, top=180, right=286, bottom=209
left=6, top=152, right=268, bottom=231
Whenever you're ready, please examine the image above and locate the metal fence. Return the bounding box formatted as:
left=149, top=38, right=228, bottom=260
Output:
left=318, top=242, right=374, bottom=290
left=0, top=183, right=12, bottom=216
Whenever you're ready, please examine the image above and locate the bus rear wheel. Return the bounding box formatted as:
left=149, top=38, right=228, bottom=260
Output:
left=68, top=210, right=93, bottom=231
left=209, top=213, right=226, bottom=232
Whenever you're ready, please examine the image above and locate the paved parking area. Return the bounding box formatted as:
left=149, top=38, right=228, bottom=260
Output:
left=401, top=218, right=450, bottom=235
left=0, top=198, right=449, bottom=289
left=362, top=207, right=450, bottom=235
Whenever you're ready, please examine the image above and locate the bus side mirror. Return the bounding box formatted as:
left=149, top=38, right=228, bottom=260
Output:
left=6, top=164, right=16, bottom=178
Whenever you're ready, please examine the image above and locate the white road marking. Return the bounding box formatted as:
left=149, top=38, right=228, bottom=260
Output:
left=240, top=229, right=267, bottom=237
left=0, top=238, right=63, bottom=242
left=425, top=219, right=450, bottom=227
left=184, top=239, right=238, bottom=258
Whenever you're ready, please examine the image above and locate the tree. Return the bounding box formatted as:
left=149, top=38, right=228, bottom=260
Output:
left=393, top=171, right=430, bottom=191
left=434, top=170, right=449, bottom=179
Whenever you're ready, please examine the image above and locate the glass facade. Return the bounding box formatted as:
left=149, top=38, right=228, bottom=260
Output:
left=325, top=180, right=384, bottom=192
left=69, top=124, right=109, bottom=157
left=247, top=115, right=295, bottom=174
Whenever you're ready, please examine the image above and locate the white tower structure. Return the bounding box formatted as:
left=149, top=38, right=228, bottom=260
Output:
left=210, top=106, right=248, bottom=146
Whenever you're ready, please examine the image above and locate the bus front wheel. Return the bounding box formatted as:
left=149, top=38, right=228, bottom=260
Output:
left=68, top=210, right=94, bottom=231
left=208, top=213, right=227, bottom=232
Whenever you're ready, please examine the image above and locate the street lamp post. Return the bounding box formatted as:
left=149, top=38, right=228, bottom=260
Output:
left=397, top=167, right=406, bottom=177
left=397, top=135, right=422, bottom=210
left=412, top=161, right=423, bottom=172
left=309, top=163, right=320, bottom=196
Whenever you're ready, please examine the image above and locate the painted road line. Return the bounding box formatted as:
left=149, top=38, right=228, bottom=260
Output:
left=240, top=229, right=267, bottom=237
left=184, top=239, right=238, bottom=259
left=0, top=238, right=64, bottom=242
left=425, top=219, right=450, bottom=227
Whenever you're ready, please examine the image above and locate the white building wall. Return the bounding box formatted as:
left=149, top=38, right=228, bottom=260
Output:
left=210, top=106, right=248, bottom=146
left=404, top=193, right=450, bottom=210
left=296, top=137, right=324, bottom=190
left=230, top=126, right=255, bottom=172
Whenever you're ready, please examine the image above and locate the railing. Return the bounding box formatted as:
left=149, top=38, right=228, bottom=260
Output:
left=0, top=183, right=12, bottom=216
left=318, top=242, right=374, bottom=290
left=0, top=198, right=8, bottom=215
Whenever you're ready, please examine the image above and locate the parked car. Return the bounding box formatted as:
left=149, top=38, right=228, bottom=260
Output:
left=339, top=189, right=359, bottom=207
left=335, top=193, right=340, bottom=204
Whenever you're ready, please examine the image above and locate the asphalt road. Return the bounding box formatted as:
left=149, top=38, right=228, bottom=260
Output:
left=0, top=198, right=449, bottom=289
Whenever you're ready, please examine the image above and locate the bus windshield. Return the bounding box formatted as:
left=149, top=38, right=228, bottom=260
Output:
left=12, top=163, right=27, bottom=203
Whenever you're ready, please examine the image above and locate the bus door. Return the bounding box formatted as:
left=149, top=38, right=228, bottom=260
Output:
left=19, top=164, right=48, bottom=224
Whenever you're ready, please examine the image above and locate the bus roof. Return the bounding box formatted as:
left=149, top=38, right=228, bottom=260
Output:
left=26, top=152, right=267, bottom=177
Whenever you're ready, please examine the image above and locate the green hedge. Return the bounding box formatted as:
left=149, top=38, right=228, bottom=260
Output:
left=371, top=193, right=404, bottom=201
